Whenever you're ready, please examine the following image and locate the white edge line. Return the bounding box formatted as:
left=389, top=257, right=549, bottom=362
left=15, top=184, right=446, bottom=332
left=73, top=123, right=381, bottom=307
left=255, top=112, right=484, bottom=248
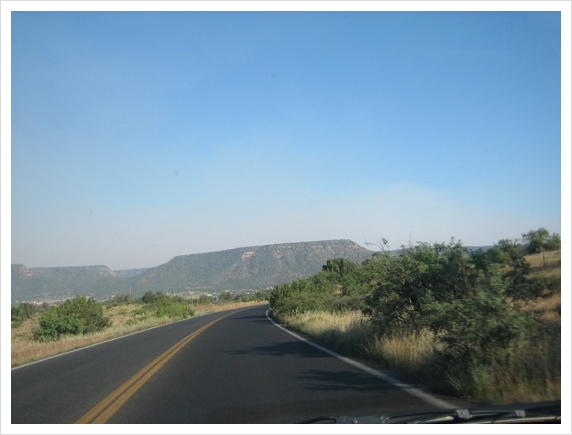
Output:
left=265, top=309, right=456, bottom=410
left=10, top=311, right=216, bottom=371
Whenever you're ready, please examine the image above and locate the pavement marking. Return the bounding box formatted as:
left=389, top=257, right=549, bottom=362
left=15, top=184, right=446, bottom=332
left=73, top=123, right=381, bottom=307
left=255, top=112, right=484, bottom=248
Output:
left=265, top=309, right=456, bottom=409
left=76, top=311, right=238, bottom=424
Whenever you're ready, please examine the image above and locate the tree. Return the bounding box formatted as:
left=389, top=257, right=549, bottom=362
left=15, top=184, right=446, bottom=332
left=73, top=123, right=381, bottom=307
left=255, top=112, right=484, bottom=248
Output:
left=16, top=302, right=37, bottom=320
left=142, top=291, right=167, bottom=304
left=522, top=228, right=561, bottom=264
left=522, top=228, right=561, bottom=267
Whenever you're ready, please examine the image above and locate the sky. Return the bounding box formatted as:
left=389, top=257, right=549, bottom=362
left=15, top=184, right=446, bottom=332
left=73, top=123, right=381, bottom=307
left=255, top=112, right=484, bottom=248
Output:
left=4, top=6, right=568, bottom=271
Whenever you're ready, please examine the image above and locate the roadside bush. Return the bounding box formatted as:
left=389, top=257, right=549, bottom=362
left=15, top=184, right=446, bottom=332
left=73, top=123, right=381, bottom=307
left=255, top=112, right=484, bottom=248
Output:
left=270, top=278, right=337, bottom=316
left=198, top=294, right=213, bottom=304
left=156, top=300, right=194, bottom=319
left=268, top=229, right=560, bottom=403
left=218, top=291, right=234, bottom=302
left=35, top=296, right=109, bottom=341
left=429, top=265, right=530, bottom=370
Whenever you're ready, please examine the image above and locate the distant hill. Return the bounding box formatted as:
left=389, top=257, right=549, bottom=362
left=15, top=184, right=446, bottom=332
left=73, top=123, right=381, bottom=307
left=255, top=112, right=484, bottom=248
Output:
left=113, top=268, right=152, bottom=279
left=11, top=264, right=130, bottom=304
left=134, top=240, right=374, bottom=293
left=11, top=240, right=374, bottom=304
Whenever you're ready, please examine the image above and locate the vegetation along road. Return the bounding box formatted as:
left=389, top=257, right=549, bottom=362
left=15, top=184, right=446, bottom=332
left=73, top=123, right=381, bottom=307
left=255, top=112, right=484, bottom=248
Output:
left=11, top=304, right=468, bottom=424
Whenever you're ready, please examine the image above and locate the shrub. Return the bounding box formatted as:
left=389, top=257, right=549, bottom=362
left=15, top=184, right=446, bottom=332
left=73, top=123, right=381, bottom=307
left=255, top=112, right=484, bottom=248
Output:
left=142, top=291, right=168, bottom=304
left=17, top=302, right=37, bottom=320
left=156, top=300, right=194, bottom=319
left=35, top=296, right=109, bottom=341
left=198, top=294, right=213, bottom=304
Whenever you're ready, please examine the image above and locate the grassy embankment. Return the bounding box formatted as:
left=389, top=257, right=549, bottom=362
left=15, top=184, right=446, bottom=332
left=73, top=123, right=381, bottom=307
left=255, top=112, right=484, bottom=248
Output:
left=272, top=250, right=561, bottom=405
left=11, top=300, right=267, bottom=368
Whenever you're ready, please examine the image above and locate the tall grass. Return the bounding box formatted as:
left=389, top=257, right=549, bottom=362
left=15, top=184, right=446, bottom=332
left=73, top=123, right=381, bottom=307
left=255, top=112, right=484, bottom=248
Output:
left=274, top=308, right=561, bottom=404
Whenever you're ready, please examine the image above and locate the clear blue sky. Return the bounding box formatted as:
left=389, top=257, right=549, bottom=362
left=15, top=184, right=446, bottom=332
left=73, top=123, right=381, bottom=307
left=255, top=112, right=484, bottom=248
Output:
left=8, top=10, right=564, bottom=270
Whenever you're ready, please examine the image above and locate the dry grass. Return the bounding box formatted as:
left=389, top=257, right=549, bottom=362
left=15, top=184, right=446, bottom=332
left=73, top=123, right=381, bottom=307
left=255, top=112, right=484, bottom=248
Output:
left=11, top=300, right=267, bottom=368
left=274, top=310, right=374, bottom=355
left=523, top=293, right=561, bottom=321
left=275, top=310, right=437, bottom=373
left=272, top=250, right=562, bottom=404
left=367, top=329, right=437, bottom=372
left=526, top=250, right=561, bottom=274
left=277, top=308, right=561, bottom=404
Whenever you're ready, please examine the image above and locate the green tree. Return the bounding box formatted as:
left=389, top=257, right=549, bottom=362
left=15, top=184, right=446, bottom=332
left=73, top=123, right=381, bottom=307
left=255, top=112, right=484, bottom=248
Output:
left=12, top=302, right=37, bottom=323
left=473, top=239, right=531, bottom=300
left=364, top=240, right=475, bottom=334
left=522, top=228, right=561, bottom=264
left=142, top=291, right=167, bottom=304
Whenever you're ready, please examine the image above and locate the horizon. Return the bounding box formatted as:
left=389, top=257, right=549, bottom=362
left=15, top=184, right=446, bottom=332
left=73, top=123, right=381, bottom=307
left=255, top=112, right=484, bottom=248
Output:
left=4, top=4, right=568, bottom=271
left=13, top=237, right=503, bottom=271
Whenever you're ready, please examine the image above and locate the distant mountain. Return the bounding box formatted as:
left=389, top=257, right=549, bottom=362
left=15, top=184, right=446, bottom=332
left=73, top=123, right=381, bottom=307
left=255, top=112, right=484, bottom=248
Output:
left=11, top=240, right=374, bottom=304
left=113, top=268, right=152, bottom=279
left=11, top=264, right=129, bottom=304
left=134, top=240, right=374, bottom=294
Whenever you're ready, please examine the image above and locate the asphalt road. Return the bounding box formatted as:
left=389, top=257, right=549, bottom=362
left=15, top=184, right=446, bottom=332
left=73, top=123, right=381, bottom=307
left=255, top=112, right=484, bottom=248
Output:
left=12, top=304, right=466, bottom=424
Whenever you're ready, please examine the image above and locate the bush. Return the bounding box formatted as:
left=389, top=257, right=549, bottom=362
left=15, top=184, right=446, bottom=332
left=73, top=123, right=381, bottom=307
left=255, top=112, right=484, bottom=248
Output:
left=198, top=294, right=213, bottom=304
left=104, top=293, right=135, bottom=307
left=142, top=291, right=168, bottom=304
left=429, top=264, right=531, bottom=370
left=35, top=296, right=109, bottom=341
left=218, top=292, right=234, bottom=302
left=156, top=300, right=194, bottom=319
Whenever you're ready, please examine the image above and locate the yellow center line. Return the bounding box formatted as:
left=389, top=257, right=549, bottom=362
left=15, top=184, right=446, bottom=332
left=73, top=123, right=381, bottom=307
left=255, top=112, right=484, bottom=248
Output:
left=76, top=310, right=240, bottom=424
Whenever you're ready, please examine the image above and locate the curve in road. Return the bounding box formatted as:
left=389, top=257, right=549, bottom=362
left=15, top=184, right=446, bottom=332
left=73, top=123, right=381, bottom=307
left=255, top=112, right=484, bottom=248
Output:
left=12, top=304, right=466, bottom=424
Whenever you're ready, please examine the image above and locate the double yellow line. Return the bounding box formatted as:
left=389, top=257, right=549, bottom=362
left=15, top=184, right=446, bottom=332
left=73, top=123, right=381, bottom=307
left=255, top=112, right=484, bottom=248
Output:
left=76, top=311, right=236, bottom=424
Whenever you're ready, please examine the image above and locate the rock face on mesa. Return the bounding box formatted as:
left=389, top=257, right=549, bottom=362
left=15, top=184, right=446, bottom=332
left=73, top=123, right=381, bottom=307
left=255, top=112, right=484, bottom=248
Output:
left=134, top=240, right=374, bottom=293
left=12, top=240, right=375, bottom=303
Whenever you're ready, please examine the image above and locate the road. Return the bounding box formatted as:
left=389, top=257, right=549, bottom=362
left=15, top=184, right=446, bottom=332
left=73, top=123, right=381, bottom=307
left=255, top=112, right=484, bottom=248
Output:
left=12, top=304, right=466, bottom=424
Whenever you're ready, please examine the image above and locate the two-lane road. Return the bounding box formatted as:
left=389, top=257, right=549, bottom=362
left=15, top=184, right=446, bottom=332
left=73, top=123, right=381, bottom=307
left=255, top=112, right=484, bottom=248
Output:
left=12, top=304, right=465, bottom=424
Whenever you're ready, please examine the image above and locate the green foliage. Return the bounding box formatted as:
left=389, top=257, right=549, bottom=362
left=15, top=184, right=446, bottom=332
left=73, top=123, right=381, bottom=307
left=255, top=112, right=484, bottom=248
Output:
left=35, top=296, right=109, bottom=341
left=11, top=306, right=18, bottom=321
left=142, top=291, right=168, bottom=304
left=522, top=228, right=561, bottom=254
left=13, top=241, right=375, bottom=302
left=103, top=293, right=136, bottom=307
left=155, top=300, right=194, bottom=319
left=198, top=294, right=213, bottom=304
left=269, top=228, right=559, bottom=400
left=473, top=239, right=531, bottom=300
left=522, top=275, right=561, bottom=299
left=255, top=290, right=271, bottom=301
left=429, top=264, right=530, bottom=370
left=12, top=302, right=37, bottom=324
left=17, top=302, right=37, bottom=320
left=218, top=291, right=234, bottom=302
left=36, top=309, right=86, bottom=340
left=364, top=240, right=477, bottom=334
left=270, top=278, right=334, bottom=315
